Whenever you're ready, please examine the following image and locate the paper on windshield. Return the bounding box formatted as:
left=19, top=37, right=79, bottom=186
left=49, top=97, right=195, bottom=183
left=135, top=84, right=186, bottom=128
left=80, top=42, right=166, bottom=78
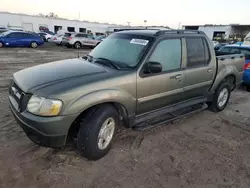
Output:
left=130, top=39, right=149, bottom=46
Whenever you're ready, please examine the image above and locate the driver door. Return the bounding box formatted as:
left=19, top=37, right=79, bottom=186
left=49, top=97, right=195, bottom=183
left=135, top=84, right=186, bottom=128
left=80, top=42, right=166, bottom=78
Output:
left=136, top=38, right=185, bottom=114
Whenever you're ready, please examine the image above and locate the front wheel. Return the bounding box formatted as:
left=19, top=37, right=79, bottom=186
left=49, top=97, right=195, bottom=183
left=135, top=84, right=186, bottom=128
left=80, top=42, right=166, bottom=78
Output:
left=30, top=42, right=38, bottom=48
left=74, top=42, right=81, bottom=49
left=209, top=82, right=231, bottom=112
left=77, top=104, right=118, bottom=160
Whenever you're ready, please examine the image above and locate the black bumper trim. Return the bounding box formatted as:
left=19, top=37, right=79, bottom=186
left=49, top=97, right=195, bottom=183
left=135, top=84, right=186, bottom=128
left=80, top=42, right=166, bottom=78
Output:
left=10, top=103, right=67, bottom=148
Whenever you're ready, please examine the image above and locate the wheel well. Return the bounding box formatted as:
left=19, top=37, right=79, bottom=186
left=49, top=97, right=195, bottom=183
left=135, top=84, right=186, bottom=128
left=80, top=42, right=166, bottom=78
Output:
left=67, top=102, right=129, bottom=142
left=225, top=75, right=236, bottom=91
left=74, top=41, right=81, bottom=45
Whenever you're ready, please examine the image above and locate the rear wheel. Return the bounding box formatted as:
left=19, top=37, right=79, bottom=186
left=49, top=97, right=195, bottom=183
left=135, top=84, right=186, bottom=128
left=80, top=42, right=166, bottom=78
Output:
left=77, top=104, right=118, bottom=160
left=209, top=82, right=231, bottom=112
left=74, top=42, right=81, bottom=49
left=0, top=41, right=3, bottom=48
left=30, top=42, right=38, bottom=48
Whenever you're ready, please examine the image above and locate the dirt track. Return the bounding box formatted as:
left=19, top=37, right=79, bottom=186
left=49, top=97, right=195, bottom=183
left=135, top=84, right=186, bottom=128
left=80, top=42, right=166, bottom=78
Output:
left=1, top=44, right=250, bottom=188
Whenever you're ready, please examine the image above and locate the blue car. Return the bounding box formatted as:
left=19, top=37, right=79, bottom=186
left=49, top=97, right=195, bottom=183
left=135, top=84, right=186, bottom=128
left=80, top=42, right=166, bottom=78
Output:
left=0, top=31, right=44, bottom=48
left=219, top=45, right=250, bottom=91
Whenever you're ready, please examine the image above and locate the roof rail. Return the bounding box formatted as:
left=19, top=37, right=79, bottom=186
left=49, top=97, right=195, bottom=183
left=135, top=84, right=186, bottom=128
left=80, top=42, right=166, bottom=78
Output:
left=154, top=29, right=205, bottom=36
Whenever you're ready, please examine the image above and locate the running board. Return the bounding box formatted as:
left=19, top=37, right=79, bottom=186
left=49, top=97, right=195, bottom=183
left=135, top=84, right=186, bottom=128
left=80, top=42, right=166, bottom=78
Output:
left=132, top=103, right=208, bottom=131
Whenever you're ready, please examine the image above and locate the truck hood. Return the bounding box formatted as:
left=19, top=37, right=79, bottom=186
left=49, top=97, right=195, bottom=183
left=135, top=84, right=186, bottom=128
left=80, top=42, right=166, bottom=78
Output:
left=13, top=58, right=108, bottom=93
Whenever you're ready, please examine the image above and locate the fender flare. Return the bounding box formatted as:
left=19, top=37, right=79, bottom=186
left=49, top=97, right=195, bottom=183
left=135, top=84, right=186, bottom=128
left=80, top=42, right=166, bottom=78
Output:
left=210, top=65, right=238, bottom=91
left=62, top=88, right=136, bottom=116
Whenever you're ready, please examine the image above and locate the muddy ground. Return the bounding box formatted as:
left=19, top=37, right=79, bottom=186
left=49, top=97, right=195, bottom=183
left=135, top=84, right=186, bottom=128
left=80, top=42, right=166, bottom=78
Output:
left=0, top=44, right=250, bottom=188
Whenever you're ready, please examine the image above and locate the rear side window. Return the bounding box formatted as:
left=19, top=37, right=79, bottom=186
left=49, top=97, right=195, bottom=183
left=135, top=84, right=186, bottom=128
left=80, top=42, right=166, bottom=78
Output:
left=186, top=37, right=210, bottom=67
left=76, top=34, right=87, bottom=38
left=219, top=47, right=232, bottom=53
left=230, top=48, right=240, bottom=53
left=64, top=33, right=71, bottom=37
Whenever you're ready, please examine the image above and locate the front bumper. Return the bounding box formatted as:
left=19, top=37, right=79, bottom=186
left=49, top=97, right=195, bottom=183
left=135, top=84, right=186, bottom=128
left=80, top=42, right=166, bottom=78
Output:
left=9, top=96, right=78, bottom=148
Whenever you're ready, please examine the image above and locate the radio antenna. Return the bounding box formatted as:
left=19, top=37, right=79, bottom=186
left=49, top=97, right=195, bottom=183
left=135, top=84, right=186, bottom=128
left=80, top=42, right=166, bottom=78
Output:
left=77, top=46, right=80, bottom=58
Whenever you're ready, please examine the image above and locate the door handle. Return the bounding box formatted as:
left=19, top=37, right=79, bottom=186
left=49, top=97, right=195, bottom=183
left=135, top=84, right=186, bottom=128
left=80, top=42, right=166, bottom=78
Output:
left=170, top=74, right=182, bottom=80
left=175, top=74, right=182, bottom=80
left=207, top=69, right=212, bottom=73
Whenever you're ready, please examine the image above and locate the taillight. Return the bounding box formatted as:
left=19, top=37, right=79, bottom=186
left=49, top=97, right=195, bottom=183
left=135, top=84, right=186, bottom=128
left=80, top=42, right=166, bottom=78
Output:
left=53, top=37, right=57, bottom=40
left=244, top=62, right=250, bottom=70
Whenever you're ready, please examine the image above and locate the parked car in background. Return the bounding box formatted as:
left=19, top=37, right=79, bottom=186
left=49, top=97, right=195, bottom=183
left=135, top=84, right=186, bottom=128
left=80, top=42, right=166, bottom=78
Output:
left=211, top=40, right=219, bottom=47
left=218, top=45, right=250, bottom=91
left=38, top=31, right=55, bottom=42
left=95, top=35, right=106, bottom=41
left=214, top=43, right=228, bottom=51
left=0, top=26, right=8, bottom=33
left=51, top=32, right=73, bottom=45
left=9, top=29, right=244, bottom=160
left=62, top=33, right=102, bottom=49
left=0, top=31, right=44, bottom=48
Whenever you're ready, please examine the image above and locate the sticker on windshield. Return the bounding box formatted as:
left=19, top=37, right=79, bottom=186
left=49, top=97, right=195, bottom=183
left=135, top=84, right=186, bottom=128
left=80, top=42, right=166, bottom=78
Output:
left=130, top=39, right=149, bottom=46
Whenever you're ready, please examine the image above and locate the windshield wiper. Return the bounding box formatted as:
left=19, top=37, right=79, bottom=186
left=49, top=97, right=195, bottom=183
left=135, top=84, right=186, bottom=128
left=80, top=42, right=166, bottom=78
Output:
left=82, top=54, right=93, bottom=61
left=94, top=57, right=121, bottom=70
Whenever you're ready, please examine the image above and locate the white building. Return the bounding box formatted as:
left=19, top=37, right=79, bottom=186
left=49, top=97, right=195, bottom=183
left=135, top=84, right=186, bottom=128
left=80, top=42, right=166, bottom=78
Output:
left=183, top=24, right=250, bottom=41
left=0, top=11, right=123, bottom=35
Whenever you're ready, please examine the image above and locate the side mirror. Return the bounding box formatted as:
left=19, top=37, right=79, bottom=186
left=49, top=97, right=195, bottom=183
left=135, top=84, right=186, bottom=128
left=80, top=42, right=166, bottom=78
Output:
left=144, top=61, right=162, bottom=74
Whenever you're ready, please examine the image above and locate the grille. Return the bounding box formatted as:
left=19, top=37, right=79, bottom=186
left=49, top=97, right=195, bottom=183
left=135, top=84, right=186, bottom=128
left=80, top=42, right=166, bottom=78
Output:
left=9, top=81, right=30, bottom=112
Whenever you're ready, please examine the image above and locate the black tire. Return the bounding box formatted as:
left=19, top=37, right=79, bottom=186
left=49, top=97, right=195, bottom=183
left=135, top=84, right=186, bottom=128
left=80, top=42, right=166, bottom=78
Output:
left=0, top=41, right=3, bottom=48
left=47, top=38, right=50, bottom=42
left=74, top=42, right=81, bottom=49
left=30, top=41, right=38, bottom=48
left=77, top=104, right=118, bottom=160
left=209, top=82, right=231, bottom=112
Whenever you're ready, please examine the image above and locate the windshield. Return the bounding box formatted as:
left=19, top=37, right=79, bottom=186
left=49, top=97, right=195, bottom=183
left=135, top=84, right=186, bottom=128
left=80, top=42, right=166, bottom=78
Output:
left=89, top=33, right=152, bottom=68
left=45, top=31, right=55, bottom=35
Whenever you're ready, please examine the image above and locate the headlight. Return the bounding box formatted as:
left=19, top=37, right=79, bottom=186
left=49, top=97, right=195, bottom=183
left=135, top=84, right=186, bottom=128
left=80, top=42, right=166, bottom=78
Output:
left=27, top=95, right=62, bottom=116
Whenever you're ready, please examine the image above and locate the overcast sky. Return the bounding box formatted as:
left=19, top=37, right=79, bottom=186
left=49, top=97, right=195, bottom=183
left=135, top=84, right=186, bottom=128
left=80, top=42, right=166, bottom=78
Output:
left=1, top=0, right=250, bottom=28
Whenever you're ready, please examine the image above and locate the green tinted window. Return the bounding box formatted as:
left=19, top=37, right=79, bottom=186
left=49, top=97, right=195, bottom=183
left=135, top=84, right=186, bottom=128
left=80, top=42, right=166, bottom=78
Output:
left=89, top=35, right=151, bottom=67
left=149, top=39, right=182, bottom=71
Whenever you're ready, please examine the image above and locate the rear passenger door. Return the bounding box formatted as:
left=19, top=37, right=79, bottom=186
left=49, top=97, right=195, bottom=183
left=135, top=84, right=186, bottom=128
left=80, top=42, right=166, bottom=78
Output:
left=76, top=34, right=88, bottom=45
left=20, top=33, right=33, bottom=46
left=182, top=37, right=216, bottom=101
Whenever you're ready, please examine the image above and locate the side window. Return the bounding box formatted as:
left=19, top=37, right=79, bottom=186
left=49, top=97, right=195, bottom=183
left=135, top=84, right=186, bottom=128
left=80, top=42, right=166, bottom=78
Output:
left=22, top=33, right=31, bottom=38
left=219, top=47, right=232, bottom=53
left=186, top=37, right=210, bottom=67
left=148, top=39, right=182, bottom=72
left=76, top=34, right=87, bottom=38
left=8, top=33, right=20, bottom=38
left=230, top=48, right=240, bottom=54
left=240, top=49, right=250, bottom=59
